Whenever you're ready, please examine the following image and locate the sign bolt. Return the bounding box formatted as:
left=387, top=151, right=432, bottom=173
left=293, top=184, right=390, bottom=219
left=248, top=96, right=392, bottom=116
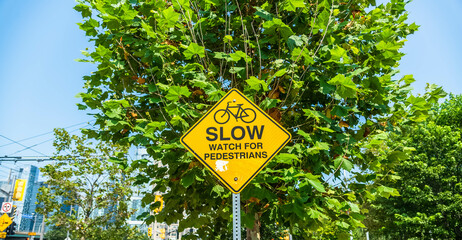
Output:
left=233, top=99, right=236, bottom=102
left=234, top=177, right=238, bottom=181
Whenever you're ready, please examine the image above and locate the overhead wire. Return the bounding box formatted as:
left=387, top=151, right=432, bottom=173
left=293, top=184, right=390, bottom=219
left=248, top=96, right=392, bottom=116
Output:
left=0, top=119, right=95, bottom=148
left=6, top=123, right=94, bottom=156
left=0, top=135, right=47, bottom=156
left=0, top=122, right=99, bottom=180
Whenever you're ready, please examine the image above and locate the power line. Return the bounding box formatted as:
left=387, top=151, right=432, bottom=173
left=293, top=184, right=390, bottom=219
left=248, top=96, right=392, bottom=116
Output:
left=8, top=139, right=54, bottom=156
left=0, top=120, right=95, bottom=148
left=6, top=123, right=93, bottom=156
left=0, top=158, right=56, bottom=162
left=0, top=135, right=47, bottom=156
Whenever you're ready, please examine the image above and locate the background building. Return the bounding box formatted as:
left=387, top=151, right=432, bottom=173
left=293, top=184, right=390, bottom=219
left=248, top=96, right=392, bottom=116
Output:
left=19, top=165, right=40, bottom=232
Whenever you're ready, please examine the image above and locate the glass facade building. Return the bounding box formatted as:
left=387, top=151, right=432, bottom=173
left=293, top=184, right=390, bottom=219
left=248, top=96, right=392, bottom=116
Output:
left=19, top=165, right=40, bottom=232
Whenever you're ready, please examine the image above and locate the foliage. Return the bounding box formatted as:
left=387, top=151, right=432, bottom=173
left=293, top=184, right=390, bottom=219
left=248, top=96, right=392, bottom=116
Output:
left=45, top=225, right=71, bottom=240
left=73, top=0, right=444, bottom=239
left=36, top=129, right=143, bottom=240
left=366, top=95, right=462, bottom=240
left=436, top=93, right=462, bottom=128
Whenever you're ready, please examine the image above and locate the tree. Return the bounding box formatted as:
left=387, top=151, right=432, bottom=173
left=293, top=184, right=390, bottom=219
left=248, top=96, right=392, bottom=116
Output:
left=45, top=225, right=71, bottom=240
left=73, top=0, right=444, bottom=239
left=365, top=94, right=462, bottom=240
left=36, top=129, right=144, bottom=240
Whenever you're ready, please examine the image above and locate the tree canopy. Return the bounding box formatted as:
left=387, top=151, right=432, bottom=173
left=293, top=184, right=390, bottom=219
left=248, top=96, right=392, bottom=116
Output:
left=367, top=95, right=462, bottom=240
left=74, top=0, right=445, bottom=238
left=37, top=129, right=145, bottom=240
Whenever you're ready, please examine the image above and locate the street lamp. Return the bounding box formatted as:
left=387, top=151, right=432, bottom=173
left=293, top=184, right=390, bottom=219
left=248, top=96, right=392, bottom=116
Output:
left=31, top=213, right=37, bottom=240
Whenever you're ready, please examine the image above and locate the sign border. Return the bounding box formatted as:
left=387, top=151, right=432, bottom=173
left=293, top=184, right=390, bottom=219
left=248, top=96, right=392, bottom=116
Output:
left=180, top=88, right=291, bottom=193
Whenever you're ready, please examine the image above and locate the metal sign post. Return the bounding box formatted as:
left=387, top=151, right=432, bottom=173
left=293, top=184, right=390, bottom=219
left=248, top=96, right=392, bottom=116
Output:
left=232, top=193, right=241, bottom=240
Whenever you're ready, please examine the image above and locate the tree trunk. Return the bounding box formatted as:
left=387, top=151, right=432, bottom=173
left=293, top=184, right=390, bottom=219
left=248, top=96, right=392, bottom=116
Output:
left=246, top=213, right=261, bottom=240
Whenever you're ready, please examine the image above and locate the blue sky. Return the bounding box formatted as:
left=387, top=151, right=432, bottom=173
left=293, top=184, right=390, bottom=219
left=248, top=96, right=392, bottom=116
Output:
left=0, top=0, right=461, bottom=175
left=0, top=0, right=95, bottom=176
left=398, top=0, right=462, bottom=95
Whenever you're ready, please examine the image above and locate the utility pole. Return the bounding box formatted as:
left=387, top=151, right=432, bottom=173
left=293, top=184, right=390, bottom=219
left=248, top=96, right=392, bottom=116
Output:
left=153, top=218, right=157, bottom=240
left=66, top=205, right=73, bottom=240
left=39, top=212, right=45, bottom=240
left=31, top=214, right=37, bottom=240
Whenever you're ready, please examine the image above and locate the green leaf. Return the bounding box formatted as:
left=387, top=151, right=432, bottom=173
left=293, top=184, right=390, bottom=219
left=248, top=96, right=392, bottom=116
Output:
left=224, top=35, right=233, bottom=43
left=259, top=98, right=280, bottom=110
left=334, top=156, right=353, bottom=171
left=306, top=141, right=330, bottom=155
left=297, top=130, right=312, bottom=142
left=263, top=18, right=294, bottom=41
left=282, top=0, right=305, bottom=12
left=214, top=52, right=233, bottom=61
left=246, top=77, right=268, bottom=91
left=254, top=7, right=273, bottom=20
left=376, top=41, right=401, bottom=51
left=425, top=83, right=447, bottom=103
left=181, top=172, right=194, bottom=188
left=162, top=7, right=180, bottom=27
left=303, top=109, right=332, bottom=123
left=274, top=68, right=287, bottom=77
left=326, top=45, right=351, bottom=64
left=401, top=75, right=416, bottom=85
left=275, top=153, right=299, bottom=164
left=327, top=74, right=357, bottom=99
left=312, top=9, right=330, bottom=33
left=230, top=51, right=250, bottom=63
left=166, top=86, right=191, bottom=101
left=376, top=186, right=400, bottom=199
left=141, top=22, right=156, bottom=38
left=74, top=4, right=92, bottom=18
left=347, top=67, right=371, bottom=77
left=144, top=121, right=166, bottom=133
left=287, top=35, right=304, bottom=51
left=336, top=221, right=350, bottom=229
left=211, top=185, right=224, bottom=196
left=229, top=67, right=246, bottom=78
left=317, top=126, right=335, bottom=133
left=183, top=43, right=205, bottom=60
left=307, top=179, right=326, bottom=192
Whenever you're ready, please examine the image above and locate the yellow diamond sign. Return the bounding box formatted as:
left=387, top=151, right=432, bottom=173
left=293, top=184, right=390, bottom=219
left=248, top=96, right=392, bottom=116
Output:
left=181, top=88, right=291, bottom=193
left=0, top=213, right=12, bottom=232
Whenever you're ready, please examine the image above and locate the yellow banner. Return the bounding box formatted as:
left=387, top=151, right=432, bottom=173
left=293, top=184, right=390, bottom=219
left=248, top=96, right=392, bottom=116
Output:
left=13, top=179, right=27, bottom=201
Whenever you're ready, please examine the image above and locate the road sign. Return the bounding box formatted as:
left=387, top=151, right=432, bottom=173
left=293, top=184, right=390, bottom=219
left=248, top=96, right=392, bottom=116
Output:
left=181, top=88, right=291, bottom=193
left=0, top=232, right=6, bottom=238
left=22, top=214, right=33, bottom=219
left=0, top=213, right=12, bottom=232
left=154, top=195, right=163, bottom=213
left=13, top=179, right=27, bottom=201
left=0, top=202, right=12, bottom=214
left=28, top=232, right=36, bottom=236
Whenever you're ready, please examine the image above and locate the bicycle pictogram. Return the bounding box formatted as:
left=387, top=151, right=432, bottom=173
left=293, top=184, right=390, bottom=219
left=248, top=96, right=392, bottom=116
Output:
left=214, top=100, right=257, bottom=124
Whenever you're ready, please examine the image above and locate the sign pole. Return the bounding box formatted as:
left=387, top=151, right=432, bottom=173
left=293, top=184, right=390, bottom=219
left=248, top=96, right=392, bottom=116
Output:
left=232, top=193, right=241, bottom=240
